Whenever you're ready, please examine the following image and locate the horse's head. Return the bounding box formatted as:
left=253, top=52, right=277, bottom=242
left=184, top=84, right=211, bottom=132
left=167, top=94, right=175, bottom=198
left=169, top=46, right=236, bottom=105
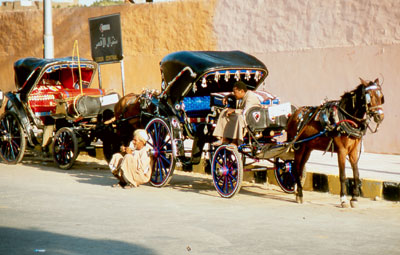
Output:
left=360, top=78, right=385, bottom=124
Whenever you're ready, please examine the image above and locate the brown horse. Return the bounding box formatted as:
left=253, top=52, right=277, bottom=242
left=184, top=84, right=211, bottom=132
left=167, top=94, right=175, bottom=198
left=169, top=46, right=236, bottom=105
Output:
left=100, top=91, right=155, bottom=162
left=286, top=78, right=385, bottom=208
left=113, top=90, right=159, bottom=145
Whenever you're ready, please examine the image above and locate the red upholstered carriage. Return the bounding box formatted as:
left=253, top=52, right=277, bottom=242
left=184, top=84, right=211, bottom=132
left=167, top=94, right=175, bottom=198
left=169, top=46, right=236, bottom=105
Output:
left=0, top=57, right=119, bottom=169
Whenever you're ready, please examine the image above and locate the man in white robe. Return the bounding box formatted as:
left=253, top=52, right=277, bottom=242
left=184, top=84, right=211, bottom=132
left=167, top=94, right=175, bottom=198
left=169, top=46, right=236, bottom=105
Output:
left=213, top=81, right=261, bottom=145
left=109, top=129, right=151, bottom=188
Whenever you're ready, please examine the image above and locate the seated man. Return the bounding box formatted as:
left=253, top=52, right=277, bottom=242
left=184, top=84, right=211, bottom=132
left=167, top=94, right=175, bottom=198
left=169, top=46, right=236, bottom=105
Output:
left=213, top=81, right=261, bottom=145
left=109, top=129, right=152, bottom=189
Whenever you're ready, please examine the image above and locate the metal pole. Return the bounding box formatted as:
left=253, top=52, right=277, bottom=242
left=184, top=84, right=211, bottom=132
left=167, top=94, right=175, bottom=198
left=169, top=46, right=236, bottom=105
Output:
left=98, top=64, right=102, bottom=89
left=43, top=0, right=54, bottom=59
left=120, top=60, right=126, bottom=96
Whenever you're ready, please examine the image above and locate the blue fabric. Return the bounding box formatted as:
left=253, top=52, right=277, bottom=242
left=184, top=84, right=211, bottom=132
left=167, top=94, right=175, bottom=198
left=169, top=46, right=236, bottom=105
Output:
left=183, top=96, right=211, bottom=113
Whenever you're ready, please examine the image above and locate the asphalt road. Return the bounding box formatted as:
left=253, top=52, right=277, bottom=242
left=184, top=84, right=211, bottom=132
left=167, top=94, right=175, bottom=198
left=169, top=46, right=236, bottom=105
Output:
left=1, top=155, right=400, bottom=255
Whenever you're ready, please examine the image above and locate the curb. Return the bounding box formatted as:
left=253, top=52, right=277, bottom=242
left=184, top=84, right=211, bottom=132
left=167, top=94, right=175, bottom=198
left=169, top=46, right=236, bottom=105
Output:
left=94, top=151, right=400, bottom=202
left=267, top=170, right=400, bottom=201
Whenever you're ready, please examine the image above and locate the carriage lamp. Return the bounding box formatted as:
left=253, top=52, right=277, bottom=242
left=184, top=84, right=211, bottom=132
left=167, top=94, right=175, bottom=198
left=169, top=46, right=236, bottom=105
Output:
left=254, top=71, right=261, bottom=82
left=161, top=81, right=166, bottom=90
left=234, top=71, right=240, bottom=81
left=245, top=70, right=251, bottom=81
left=214, top=71, right=220, bottom=82
left=0, top=90, right=3, bottom=108
left=201, top=77, right=207, bottom=88
left=224, top=71, right=230, bottom=82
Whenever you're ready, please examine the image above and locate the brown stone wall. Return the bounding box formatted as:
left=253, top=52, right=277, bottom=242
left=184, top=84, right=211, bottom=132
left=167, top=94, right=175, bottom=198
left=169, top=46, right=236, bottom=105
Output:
left=0, top=0, right=218, bottom=94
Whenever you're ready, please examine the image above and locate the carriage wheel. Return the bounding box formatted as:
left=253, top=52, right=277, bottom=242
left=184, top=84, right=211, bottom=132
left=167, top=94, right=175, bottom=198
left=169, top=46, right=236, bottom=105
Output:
left=0, top=111, right=27, bottom=164
left=146, top=118, right=176, bottom=187
left=53, top=127, right=79, bottom=170
left=274, top=158, right=296, bottom=193
left=274, top=158, right=307, bottom=194
left=211, top=145, right=243, bottom=198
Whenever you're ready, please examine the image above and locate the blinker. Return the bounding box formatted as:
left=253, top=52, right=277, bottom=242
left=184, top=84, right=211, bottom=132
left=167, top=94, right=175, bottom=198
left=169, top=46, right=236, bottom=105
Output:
left=365, top=93, right=371, bottom=104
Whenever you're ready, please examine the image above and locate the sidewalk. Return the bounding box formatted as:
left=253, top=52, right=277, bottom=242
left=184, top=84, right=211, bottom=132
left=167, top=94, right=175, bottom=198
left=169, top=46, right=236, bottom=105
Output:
left=307, top=151, right=400, bottom=183
left=181, top=139, right=400, bottom=201
left=290, top=151, right=400, bottom=201
left=97, top=142, right=400, bottom=201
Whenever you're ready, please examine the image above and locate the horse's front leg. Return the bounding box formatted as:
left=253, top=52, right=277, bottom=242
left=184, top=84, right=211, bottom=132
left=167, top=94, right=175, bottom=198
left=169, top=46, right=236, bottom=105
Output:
left=337, top=147, right=349, bottom=208
left=293, top=146, right=311, bottom=204
left=293, top=150, right=304, bottom=204
left=349, top=143, right=361, bottom=208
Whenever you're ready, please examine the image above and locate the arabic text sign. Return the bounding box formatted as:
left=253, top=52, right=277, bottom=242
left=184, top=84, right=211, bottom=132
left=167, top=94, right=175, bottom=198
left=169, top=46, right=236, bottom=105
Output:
left=89, top=13, right=123, bottom=63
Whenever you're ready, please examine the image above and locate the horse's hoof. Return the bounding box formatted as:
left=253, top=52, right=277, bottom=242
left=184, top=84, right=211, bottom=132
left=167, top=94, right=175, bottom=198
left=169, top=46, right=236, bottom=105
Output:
left=350, top=200, right=358, bottom=208
left=296, top=195, right=303, bottom=204
left=341, top=201, right=350, bottom=208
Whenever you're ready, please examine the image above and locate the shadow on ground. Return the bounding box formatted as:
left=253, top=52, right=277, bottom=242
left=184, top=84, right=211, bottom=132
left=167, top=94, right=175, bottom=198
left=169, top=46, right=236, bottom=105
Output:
left=0, top=227, right=156, bottom=255
left=20, top=153, right=115, bottom=187
left=17, top=153, right=296, bottom=203
left=168, top=170, right=297, bottom=203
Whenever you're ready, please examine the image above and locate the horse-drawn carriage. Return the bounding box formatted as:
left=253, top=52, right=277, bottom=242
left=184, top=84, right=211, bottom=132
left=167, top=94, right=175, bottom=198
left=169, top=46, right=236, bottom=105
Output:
left=117, top=50, right=384, bottom=204
left=0, top=57, right=119, bottom=169
left=116, top=51, right=297, bottom=197
left=1, top=51, right=384, bottom=205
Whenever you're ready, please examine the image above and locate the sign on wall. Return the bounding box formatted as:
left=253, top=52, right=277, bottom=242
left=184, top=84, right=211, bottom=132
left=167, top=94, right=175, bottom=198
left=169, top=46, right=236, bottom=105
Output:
left=89, top=13, right=123, bottom=63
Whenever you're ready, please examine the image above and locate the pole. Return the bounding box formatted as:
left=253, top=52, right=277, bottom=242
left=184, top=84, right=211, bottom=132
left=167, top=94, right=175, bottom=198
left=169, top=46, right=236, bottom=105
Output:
left=120, top=60, right=126, bottom=96
left=43, top=0, right=54, bottom=59
left=98, top=64, right=102, bottom=89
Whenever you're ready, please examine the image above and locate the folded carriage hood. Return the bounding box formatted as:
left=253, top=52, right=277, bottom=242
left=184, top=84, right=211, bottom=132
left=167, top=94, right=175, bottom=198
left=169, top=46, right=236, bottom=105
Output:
left=160, top=51, right=268, bottom=96
left=14, top=57, right=96, bottom=96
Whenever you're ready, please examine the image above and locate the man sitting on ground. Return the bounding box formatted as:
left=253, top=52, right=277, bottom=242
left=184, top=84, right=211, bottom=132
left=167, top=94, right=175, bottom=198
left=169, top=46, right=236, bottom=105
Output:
left=109, top=129, right=152, bottom=189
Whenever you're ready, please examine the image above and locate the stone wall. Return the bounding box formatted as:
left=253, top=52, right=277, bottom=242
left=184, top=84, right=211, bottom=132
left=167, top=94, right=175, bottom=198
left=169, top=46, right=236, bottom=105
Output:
left=0, top=0, right=399, bottom=153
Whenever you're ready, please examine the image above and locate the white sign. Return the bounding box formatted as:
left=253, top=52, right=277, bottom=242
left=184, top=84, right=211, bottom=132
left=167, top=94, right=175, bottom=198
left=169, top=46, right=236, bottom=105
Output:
left=100, top=93, right=119, bottom=106
left=268, top=102, right=291, bottom=119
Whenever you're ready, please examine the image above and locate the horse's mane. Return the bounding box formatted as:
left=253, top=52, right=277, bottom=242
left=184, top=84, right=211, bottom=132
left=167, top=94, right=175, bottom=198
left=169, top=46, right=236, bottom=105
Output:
left=340, top=84, right=365, bottom=100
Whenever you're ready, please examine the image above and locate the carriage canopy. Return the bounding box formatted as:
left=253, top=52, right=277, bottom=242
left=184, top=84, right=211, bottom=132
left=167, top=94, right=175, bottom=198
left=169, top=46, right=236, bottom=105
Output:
left=159, top=51, right=268, bottom=103
left=14, top=57, right=97, bottom=96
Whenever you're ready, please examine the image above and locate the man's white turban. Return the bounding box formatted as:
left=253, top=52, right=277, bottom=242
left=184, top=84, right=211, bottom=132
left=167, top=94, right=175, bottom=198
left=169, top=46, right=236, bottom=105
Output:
left=134, top=129, right=148, bottom=144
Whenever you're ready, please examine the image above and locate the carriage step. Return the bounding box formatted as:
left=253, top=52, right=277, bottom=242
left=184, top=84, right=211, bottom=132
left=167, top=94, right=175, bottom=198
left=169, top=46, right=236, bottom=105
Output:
left=244, top=167, right=269, bottom=172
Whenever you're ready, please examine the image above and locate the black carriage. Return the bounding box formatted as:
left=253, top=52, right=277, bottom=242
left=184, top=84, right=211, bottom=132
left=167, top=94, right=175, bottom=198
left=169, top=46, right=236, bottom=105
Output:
left=138, top=51, right=298, bottom=197
left=0, top=57, right=119, bottom=169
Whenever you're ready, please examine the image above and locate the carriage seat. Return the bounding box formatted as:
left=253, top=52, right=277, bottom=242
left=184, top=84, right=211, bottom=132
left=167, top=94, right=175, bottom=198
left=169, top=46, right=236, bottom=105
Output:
left=245, top=103, right=293, bottom=132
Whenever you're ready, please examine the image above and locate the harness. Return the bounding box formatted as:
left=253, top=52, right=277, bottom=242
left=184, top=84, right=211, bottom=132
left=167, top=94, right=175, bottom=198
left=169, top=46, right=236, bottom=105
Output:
left=290, top=82, right=383, bottom=150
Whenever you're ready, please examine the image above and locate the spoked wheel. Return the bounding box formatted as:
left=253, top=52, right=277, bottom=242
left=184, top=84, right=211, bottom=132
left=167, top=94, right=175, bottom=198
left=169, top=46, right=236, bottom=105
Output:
left=0, top=111, right=27, bottom=164
left=211, top=145, right=243, bottom=198
left=53, top=127, right=79, bottom=170
left=274, top=158, right=296, bottom=193
left=274, top=158, right=307, bottom=194
left=146, top=118, right=176, bottom=187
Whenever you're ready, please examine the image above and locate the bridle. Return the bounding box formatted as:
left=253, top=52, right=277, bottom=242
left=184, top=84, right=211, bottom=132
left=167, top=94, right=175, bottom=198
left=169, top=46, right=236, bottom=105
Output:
left=338, top=82, right=384, bottom=133
left=364, top=82, right=384, bottom=133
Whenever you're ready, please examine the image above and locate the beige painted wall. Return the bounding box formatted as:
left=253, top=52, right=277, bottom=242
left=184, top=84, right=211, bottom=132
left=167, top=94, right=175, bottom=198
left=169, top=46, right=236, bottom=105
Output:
left=213, top=0, right=400, bottom=154
left=0, top=0, right=398, bottom=154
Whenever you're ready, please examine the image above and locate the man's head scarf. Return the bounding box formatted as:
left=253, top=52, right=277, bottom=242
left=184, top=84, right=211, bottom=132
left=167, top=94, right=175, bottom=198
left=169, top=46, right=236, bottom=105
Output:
left=134, top=129, right=148, bottom=144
